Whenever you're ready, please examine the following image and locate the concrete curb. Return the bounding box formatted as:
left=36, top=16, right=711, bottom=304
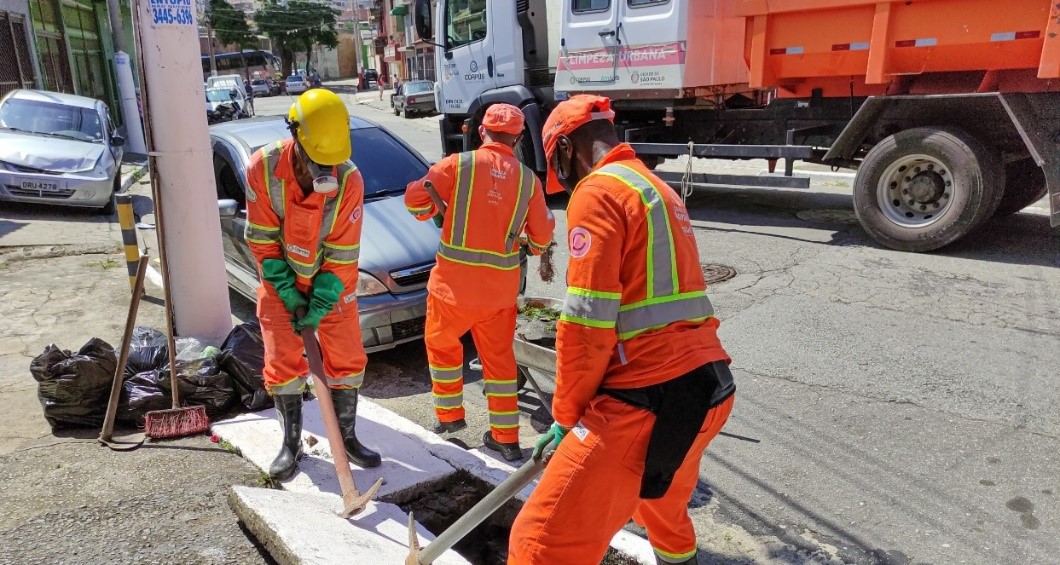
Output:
left=119, top=162, right=148, bottom=193
left=213, top=397, right=655, bottom=563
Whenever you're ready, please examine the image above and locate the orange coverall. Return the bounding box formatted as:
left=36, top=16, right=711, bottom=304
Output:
left=405, top=142, right=555, bottom=443
left=245, top=139, right=367, bottom=393
left=509, top=144, right=734, bottom=564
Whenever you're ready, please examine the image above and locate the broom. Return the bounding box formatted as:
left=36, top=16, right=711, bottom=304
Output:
left=139, top=156, right=209, bottom=439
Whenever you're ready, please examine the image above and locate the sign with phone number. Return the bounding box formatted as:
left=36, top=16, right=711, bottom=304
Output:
left=149, top=0, right=195, bottom=27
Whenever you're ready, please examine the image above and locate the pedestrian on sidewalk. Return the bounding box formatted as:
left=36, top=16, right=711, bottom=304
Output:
left=507, top=95, right=737, bottom=564
left=243, top=89, right=381, bottom=481
left=377, top=74, right=386, bottom=100
left=404, top=104, right=556, bottom=462
left=244, top=79, right=254, bottom=116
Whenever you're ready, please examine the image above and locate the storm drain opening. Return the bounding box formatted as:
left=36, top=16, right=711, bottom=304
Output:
left=702, top=264, right=737, bottom=285
left=795, top=208, right=859, bottom=224
left=388, top=471, right=641, bottom=564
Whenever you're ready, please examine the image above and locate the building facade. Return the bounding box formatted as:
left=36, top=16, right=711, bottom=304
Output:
left=0, top=0, right=41, bottom=97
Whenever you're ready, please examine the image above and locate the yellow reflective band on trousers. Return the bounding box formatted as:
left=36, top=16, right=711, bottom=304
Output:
left=483, top=379, right=518, bottom=398
left=571, top=163, right=715, bottom=339
left=269, top=375, right=307, bottom=395
left=438, top=242, right=521, bottom=270
left=327, top=372, right=364, bottom=389
left=654, top=546, right=697, bottom=563
left=257, top=141, right=359, bottom=280
left=430, top=365, right=463, bottom=408
left=490, top=409, right=520, bottom=429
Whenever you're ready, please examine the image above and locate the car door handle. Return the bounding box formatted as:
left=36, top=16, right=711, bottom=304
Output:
left=487, top=56, right=494, bottom=77
left=598, top=28, right=615, bottom=37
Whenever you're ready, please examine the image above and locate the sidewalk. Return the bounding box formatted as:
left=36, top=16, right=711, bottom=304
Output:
left=0, top=169, right=269, bottom=561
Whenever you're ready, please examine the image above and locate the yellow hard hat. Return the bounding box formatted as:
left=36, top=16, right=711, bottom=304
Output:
left=288, top=89, right=351, bottom=166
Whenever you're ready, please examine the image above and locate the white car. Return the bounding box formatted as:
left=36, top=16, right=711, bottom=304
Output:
left=285, top=75, right=309, bottom=95
left=0, top=90, right=124, bottom=213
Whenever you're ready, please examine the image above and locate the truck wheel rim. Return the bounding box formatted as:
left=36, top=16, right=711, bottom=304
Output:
left=877, top=154, right=954, bottom=228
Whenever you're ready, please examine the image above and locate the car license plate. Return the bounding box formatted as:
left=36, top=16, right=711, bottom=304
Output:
left=21, top=180, right=64, bottom=192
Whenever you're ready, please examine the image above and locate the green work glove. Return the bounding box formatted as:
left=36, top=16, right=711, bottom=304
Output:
left=532, top=423, right=570, bottom=460
left=432, top=213, right=444, bottom=228
left=292, top=272, right=345, bottom=332
left=261, top=258, right=308, bottom=315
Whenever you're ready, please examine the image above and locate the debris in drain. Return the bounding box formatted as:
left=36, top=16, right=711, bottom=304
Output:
left=702, top=264, right=737, bottom=285
left=395, top=472, right=646, bottom=564
left=516, top=302, right=560, bottom=345
left=795, top=208, right=859, bottom=224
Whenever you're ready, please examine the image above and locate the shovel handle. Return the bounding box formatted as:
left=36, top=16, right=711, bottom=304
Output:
left=423, top=180, right=447, bottom=216
left=296, top=308, right=364, bottom=512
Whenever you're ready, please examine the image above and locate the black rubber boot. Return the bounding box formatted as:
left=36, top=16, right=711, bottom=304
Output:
left=432, top=419, right=467, bottom=434
left=269, top=394, right=303, bottom=480
left=331, top=387, right=382, bottom=468
left=482, top=431, right=523, bottom=462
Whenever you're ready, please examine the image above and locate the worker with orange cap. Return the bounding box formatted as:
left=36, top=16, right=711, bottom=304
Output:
left=405, top=103, right=556, bottom=461
left=507, top=95, right=736, bottom=564
left=244, top=89, right=381, bottom=481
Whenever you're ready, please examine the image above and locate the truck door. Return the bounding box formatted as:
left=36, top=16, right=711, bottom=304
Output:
left=557, top=0, right=622, bottom=90
left=437, top=0, right=498, bottom=115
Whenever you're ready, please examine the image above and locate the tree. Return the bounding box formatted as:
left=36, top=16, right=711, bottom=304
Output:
left=255, top=1, right=339, bottom=76
left=205, top=0, right=256, bottom=79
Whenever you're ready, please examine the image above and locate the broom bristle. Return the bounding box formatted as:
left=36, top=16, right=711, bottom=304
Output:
left=144, top=406, right=210, bottom=439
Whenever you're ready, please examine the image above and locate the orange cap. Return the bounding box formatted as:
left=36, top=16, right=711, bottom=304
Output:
left=481, top=103, right=525, bottom=135
left=541, top=95, right=615, bottom=194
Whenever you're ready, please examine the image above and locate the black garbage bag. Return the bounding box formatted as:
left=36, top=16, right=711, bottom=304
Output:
left=162, top=357, right=237, bottom=419
left=117, top=370, right=171, bottom=426
left=30, top=338, right=117, bottom=430
left=125, top=326, right=168, bottom=378
left=218, top=322, right=273, bottom=411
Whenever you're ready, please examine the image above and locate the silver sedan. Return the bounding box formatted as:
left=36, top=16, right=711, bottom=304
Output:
left=0, top=89, right=124, bottom=213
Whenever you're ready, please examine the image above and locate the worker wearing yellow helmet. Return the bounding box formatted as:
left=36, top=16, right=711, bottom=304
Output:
left=244, top=89, right=381, bottom=480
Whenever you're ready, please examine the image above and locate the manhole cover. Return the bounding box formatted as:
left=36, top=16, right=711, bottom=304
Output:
left=796, top=208, right=859, bottom=224
left=702, top=264, right=737, bottom=284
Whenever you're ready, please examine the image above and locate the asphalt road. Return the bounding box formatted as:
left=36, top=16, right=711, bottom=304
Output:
left=3, top=91, right=1050, bottom=564
left=243, top=92, right=1060, bottom=564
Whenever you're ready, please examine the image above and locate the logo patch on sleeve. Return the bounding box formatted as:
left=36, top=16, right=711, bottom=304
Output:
left=569, top=227, right=592, bottom=258
left=350, top=206, right=362, bottom=223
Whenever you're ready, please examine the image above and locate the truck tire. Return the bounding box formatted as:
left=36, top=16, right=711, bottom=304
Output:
left=993, top=158, right=1047, bottom=218
left=852, top=127, right=1003, bottom=252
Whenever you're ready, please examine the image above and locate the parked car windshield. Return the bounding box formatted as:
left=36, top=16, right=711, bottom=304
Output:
left=206, top=89, right=237, bottom=102
left=251, top=79, right=266, bottom=85
left=403, top=81, right=433, bottom=94
left=287, top=76, right=304, bottom=83
left=0, top=98, right=104, bottom=143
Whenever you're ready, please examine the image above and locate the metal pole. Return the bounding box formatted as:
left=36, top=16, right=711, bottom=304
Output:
left=132, top=0, right=233, bottom=345
left=104, top=0, right=147, bottom=154
left=207, top=22, right=218, bottom=76
left=115, top=193, right=142, bottom=292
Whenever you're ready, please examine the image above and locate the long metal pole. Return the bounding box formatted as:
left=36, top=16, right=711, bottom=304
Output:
left=207, top=22, right=218, bottom=76
left=104, top=0, right=147, bottom=154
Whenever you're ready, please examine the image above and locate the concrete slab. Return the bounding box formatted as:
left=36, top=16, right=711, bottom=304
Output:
left=229, top=486, right=469, bottom=565
left=211, top=397, right=457, bottom=502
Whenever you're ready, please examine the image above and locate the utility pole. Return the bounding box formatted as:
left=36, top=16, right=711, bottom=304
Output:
left=104, top=0, right=147, bottom=155
left=207, top=20, right=218, bottom=76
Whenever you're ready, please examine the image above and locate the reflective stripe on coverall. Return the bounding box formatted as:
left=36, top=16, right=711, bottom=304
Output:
left=245, top=138, right=367, bottom=393
left=508, top=143, right=733, bottom=564
left=405, top=143, right=555, bottom=442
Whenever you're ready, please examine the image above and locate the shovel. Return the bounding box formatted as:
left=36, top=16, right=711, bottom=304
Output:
left=297, top=307, right=383, bottom=518
left=405, top=443, right=557, bottom=564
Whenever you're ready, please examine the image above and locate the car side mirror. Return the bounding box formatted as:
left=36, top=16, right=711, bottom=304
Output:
left=110, top=133, right=125, bottom=147
left=218, top=199, right=239, bottom=219
left=230, top=89, right=238, bottom=99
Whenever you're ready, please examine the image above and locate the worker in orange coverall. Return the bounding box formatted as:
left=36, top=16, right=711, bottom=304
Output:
left=507, top=95, right=737, bottom=565
left=405, top=103, right=556, bottom=462
left=244, top=89, right=380, bottom=480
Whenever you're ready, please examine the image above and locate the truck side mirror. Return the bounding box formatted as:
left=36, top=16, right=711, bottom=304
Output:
left=414, top=0, right=432, bottom=41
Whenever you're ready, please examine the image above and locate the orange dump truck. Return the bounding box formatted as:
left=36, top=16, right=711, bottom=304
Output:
left=417, top=0, right=1060, bottom=251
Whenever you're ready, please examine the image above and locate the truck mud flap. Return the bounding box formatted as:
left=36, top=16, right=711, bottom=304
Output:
left=997, top=93, right=1060, bottom=227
